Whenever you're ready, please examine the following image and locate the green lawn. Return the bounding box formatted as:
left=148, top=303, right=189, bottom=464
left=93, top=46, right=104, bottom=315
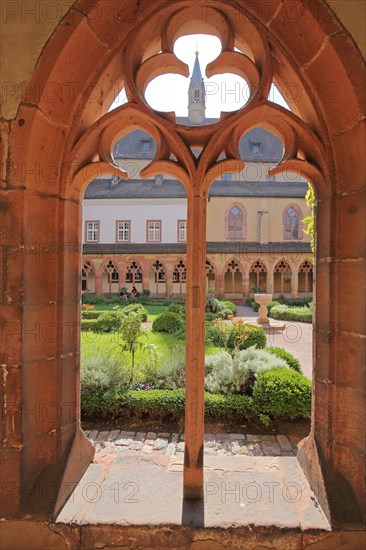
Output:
left=81, top=329, right=221, bottom=383
left=82, top=303, right=168, bottom=322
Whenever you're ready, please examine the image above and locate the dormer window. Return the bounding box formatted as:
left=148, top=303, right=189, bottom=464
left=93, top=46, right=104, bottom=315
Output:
left=251, top=142, right=261, bottom=154
left=141, top=140, right=151, bottom=152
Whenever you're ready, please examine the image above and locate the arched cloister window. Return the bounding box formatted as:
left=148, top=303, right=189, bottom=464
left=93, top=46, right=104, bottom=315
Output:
left=173, top=259, right=187, bottom=295
left=249, top=260, right=267, bottom=293
left=125, top=260, right=142, bottom=288
left=283, top=205, right=303, bottom=240
left=298, top=260, right=313, bottom=294
left=274, top=259, right=292, bottom=295
left=82, top=260, right=95, bottom=293
left=226, top=204, right=245, bottom=240
left=224, top=259, right=243, bottom=294
left=206, top=259, right=216, bottom=294
left=149, top=259, right=166, bottom=296
left=103, top=260, right=119, bottom=294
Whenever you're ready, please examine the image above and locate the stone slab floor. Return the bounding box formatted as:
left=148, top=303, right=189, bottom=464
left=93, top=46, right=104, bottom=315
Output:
left=56, top=430, right=330, bottom=531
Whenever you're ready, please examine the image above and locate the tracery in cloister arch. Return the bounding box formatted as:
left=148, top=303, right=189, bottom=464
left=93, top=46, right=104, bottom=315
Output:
left=82, top=260, right=96, bottom=294
left=65, top=2, right=328, bottom=500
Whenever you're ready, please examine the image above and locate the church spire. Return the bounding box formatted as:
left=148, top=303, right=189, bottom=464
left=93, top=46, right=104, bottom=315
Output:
left=188, top=51, right=206, bottom=125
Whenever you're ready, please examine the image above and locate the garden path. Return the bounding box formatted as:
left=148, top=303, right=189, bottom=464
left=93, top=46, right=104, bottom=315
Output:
left=235, top=306, right=313, bottom=380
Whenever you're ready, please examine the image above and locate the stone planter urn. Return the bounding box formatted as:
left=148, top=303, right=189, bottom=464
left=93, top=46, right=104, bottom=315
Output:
left=254, top=293, right=273, bottom=325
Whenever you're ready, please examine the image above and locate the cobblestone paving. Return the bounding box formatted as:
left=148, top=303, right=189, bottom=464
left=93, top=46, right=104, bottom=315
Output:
left=85, top=430, right=298, bottom=458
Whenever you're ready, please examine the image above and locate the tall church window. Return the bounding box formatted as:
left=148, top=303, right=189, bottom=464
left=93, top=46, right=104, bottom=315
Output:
left=226, top=204, right=245, bottom=240
left=284, top=205, right=302, bottom=240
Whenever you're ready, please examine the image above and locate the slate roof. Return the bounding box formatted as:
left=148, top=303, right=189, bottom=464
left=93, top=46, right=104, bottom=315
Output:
left=190, top=52, right=204, bottom=87
left=84, top=178, right=308, bottom=200
left=83, top=242, right=312, bottom=255
left=113, top=126, right=284, bottom=163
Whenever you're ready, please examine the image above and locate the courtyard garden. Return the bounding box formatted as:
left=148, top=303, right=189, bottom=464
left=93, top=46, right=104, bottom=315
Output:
left=80, top=295, right=312, bottom=432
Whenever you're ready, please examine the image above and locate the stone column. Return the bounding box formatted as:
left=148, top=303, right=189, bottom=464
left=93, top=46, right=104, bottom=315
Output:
left=166, top=268, right=173, bottom=297
left=94, top=268, right=103, bottom=296
left=291, top=267, right=299, bottom=298
left=243, top=272, right=250, bottom=297
left=184, top=191, right=206, bottom=500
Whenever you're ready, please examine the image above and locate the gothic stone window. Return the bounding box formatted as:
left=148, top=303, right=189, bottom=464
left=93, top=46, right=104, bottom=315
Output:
left=226, top=204, right=245, bottom=240
left=104, top=260, right=119, bottom=293
left=126, top=261, right=142, bottom=284
left=298, top=260, right=314, bottom=293
left=284, top=205, right=302, bottom=240
left=224, top=259, right=243, bottom=293
left=274, top=260, right=292, bottom=294
left=249, top=260, right=267, bottom=292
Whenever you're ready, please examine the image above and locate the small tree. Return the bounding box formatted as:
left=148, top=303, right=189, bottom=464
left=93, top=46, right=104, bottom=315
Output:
left=302, top=183, right=315, bottom=253
left=117, top=310, right=156, bottom=383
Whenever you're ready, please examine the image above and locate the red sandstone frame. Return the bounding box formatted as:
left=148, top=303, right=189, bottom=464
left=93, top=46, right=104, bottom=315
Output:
left=1, top=0, right=365, bottom=528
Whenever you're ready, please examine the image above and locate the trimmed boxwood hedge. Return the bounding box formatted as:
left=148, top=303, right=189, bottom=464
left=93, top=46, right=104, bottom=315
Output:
left=253, top=368, right=311, bottom=419
left=82, top=311, right=103, bottom=320
left=81, top=388, right=255, bottom=421
left=266, top=347, right=302, bottom=373
left=270, top=305, right=313, bottom=323
left=81, top=318, right=99, bottom=331
left=152, top=311, right=183, bottom=333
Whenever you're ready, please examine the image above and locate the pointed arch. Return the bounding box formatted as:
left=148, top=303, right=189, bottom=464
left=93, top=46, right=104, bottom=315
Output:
left=283, top=204, right=303, bottom=240
left=81, top=259, right=96, bottom=294
left=224, top=258, right=244, bottom=294
left=249, top=259, right=268, bottom=293
left=125, top=260, right=143, bottom=290
left=274, top=259, right=292, bottom=295
left=298, top=259, right=314, bottom=294
left=149, top=259, right=167, bottom=296
left=173, top=258, right=187, bottom=295
left=225, top=203, right=246, bottom=240
left=102, top=259, right=120, bottom=294
left=206, top=258, right=216, bottom=295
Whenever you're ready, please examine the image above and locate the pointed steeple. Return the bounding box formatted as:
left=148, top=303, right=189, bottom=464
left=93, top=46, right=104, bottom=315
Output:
left=188, top=51, right=206, bottom=125
left=190, top=51, right=204, bottom=87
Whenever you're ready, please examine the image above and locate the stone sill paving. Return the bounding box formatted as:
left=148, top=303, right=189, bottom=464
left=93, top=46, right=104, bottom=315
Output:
left=56, top=430, right=331, bottom=532
left=85, top=430, right=297, bottom=458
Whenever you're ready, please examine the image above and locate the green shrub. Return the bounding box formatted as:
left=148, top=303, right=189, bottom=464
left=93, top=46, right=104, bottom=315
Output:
left=152, top=311, right=183, bottom=333
left=204, top=348, right=288, bottom=395
left=122, top=303, right=148, bottom=322
left=205, top=322, right=224, bottom=346
left=81, top=354, right=129, bottom=389
left=205, top=312, right=216, bottom=322
left=270, top=305, right=313, bottom=323
left=96, top=311, right=123, bottom=332
left=141, top=289, right=151, bottom=300
left=81, top=388, right=254, bottom=422
left=226, top=323, right=266, bottom=351
left=81, top=310, right=103, bottom=320
left=266, top=347, right=301, bottom=373
left=253, top=368, right=311, bottom=419
left=82, top=294, right=111, bottom=305
left=267, top=301, right=281, bottom=313
left=245, top=297, right=255, bottom=307
left=206, top=297, right=221, bottom=313
left=219, top=300, right=237, bottom=315
left=155, top=343, right=186, bottom=389
left=167, top=303, right=186, bottom=317
left=285, top=298, right=312, bottom=307
left=81, top=318, right=99, bottom=331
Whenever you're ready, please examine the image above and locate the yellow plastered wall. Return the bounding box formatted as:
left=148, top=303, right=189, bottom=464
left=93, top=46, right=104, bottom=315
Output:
left=206, top=197, right=311, bottom=242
